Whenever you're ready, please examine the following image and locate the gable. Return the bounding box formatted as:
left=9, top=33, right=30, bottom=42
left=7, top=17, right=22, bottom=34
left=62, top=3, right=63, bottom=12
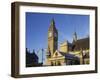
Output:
left=52, top=50, right=63, bottom=58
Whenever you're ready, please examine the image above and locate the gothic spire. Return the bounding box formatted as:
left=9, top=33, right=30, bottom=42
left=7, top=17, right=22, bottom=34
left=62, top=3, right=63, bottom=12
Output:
left=49, top=18, right=57, bottom=32
left=73, top=32, right=77, bottom=42
left=50, top=18, right=55, bottom=26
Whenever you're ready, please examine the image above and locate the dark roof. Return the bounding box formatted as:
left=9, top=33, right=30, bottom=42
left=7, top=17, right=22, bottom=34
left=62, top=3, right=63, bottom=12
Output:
left=67, top=42, right=73, bottom=51
left=59, top=51, right=79, bottom=60
left=72, top=37, right=89, bottom=51
left=67, top=42, right=73, bottom=47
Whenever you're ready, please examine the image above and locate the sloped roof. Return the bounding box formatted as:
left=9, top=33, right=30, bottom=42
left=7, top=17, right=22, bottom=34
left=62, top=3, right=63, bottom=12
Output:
left=52, top=50, right=63, bottom=58
left=73, top=37, right=89, bottom=51
left=59, top=51, right=79, bottom=60
left=53, top=50, right=80, bottom=60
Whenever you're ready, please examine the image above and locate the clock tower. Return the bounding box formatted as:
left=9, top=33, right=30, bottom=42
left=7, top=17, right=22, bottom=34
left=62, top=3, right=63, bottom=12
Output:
left=47, top=19, right=58, bottom=58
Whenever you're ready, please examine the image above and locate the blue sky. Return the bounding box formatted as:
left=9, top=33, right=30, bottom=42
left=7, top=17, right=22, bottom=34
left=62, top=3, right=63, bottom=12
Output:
left=26, top=12, right=89, bottom=63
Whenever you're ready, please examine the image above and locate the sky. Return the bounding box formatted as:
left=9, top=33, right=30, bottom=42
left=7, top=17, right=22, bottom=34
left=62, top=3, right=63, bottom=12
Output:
left=26, top=12, right=89, bottom=63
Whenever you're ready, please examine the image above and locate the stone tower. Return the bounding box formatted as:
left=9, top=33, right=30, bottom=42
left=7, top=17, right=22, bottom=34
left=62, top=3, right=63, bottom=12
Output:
left=47, top=19, right=58, bottom=58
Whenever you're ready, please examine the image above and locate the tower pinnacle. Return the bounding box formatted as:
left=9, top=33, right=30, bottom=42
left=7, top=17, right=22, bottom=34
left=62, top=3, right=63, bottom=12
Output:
left=73, top=32, right=77, bottom=42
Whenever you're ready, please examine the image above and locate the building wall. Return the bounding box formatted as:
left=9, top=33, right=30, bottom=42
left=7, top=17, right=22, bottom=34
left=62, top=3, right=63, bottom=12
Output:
left=70, top=49, right=89, bottom=64
left=60, top=41, right=68, bottom=53
left=46, top=56, right=65, bottom=66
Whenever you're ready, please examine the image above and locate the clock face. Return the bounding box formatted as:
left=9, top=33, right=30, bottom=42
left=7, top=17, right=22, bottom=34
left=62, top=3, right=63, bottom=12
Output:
left=49, top=32, right=52, bottom=37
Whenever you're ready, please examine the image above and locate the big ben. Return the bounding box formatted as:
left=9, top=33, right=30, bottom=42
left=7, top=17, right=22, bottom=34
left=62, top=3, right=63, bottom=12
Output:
left=47, top=19, right=58, bottom=58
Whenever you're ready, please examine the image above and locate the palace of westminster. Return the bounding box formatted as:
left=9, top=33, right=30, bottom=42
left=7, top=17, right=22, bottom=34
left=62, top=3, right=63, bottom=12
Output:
left=26, top=19, right=89, bottom=67
left=46, top=19, right=89, bottom=66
